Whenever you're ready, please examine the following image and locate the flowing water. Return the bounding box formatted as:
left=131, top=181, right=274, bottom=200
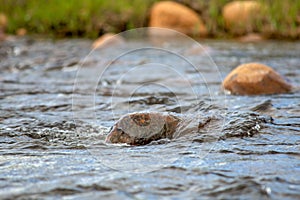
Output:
left=0, top=34, right=299, bottom=199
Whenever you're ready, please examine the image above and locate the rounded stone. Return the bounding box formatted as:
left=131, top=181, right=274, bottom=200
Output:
left=0, top=13, right=7, bottom=41
left=105, top=112, right=180, bottom=145
left=0, top=13, right=7, bottom=29
left=149, top=1, right=207, bottom=36
left=222, top=0, right=263, bottom=35
left=237, top=33, right=265, bottom=42
left=16, top=28, right=27, bottom=36
left=223, top=63, right=292, bottom=95
left=92, top=33, right=124, bottom=49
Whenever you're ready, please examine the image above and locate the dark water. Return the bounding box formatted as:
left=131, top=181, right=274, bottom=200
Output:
left=0, top=34, right=299, bottom=199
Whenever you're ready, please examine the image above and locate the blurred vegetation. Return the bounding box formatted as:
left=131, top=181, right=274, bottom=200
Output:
left=0, top=0, right=156, bottom=38
left=179, top=0, right=300, bottom=39
left=0, top=0, right=299, bottom=39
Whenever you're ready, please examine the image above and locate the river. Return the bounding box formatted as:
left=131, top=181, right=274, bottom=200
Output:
left=0, top=31, right=299, bottom=199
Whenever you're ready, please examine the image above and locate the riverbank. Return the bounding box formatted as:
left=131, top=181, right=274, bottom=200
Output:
left=0, top=0, right=300, bottom=39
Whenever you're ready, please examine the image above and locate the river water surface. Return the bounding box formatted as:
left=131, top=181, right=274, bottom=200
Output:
left=0, top=33, right=299, bottom=199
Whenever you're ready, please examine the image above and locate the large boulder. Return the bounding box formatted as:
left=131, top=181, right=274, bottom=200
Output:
left=222, top=1, right=263, bottom=35
left=149, top=1, right=207, bottom=36
left=223, top=63, right=292, bottom=95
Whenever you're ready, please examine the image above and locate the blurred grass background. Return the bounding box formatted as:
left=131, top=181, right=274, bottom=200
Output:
left=0, top=0, right=299, bottom=39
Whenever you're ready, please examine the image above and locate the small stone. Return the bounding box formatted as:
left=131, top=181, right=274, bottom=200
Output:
left=237, top=33, right=265, bottom=42
left=149, top=1, right=207, bottom=36
left=0, top=13, right=7, bottom=41
left=0, top=13, right=7, bottom=28
left=223, top=63, right=292, bottom=95
left=16, top=28, right=27, bottom=36
left=92, top=33, right=124, bottom=49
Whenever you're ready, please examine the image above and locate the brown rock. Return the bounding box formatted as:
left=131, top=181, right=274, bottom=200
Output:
left=223, top=63, right=292, bottom=95
left=0, top=30, right=5, bottom=41
left=0, top=13, right=7, bottom=28
left=184, top=45, right=212, bottom=55
left=0, top=13, right=7, bottom=41
left=16, top=28, right=27, bottom=36
left=222, top=1, right=263, bottom=35
left=296, top=15, right=300, bottom=27
left=149, top=1, right=207, bottom=36
left=237, top=33, right=265, bottom=42
left=92, top=33, right=124, bottom=49
left=105, top=112, right=180, bottom=145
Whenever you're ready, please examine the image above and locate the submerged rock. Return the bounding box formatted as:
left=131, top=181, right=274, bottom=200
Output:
left=222, top=1, right=263, bottom=35
left=105, top=112, right=180, bottom=145
left=223, top=63, right=292, bottom=95
left=149, top=1, right=207, bottom=36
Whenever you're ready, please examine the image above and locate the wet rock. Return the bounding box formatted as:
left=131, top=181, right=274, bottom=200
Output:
left=92, top=33, right=124, bottom=49
left=222, top=111, right=272, bottom=138
left=149, top=1, right=207, bottom=36
left=105, top=112, right=180, bottom=145
left=223, top=63, right=292, bottom=95
left=250, top=99, right=273, bottom=112
left=222, top=1, right=263, bottom=35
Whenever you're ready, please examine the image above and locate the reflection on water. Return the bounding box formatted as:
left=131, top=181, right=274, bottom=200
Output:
left=0, top=37, right=299, bottom=199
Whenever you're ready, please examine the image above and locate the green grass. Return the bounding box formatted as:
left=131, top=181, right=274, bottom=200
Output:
left=0, top=0, right=157, bottom=38
left=0, top=0, right=299, bottom=39
left=262, top=0, right=300, bottom=38
left=202, top=0, right=300, bottom=39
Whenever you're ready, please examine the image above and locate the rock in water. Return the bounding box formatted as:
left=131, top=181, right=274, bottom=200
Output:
left=149, top=1, right=207, bottom=36
left=237, top=33, right=264, bottom=42
left=223, top=63, right=292, bottom=95
left=105, top=112, right=180, bottom=145
left=92, top=33, right=124, bottom=49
